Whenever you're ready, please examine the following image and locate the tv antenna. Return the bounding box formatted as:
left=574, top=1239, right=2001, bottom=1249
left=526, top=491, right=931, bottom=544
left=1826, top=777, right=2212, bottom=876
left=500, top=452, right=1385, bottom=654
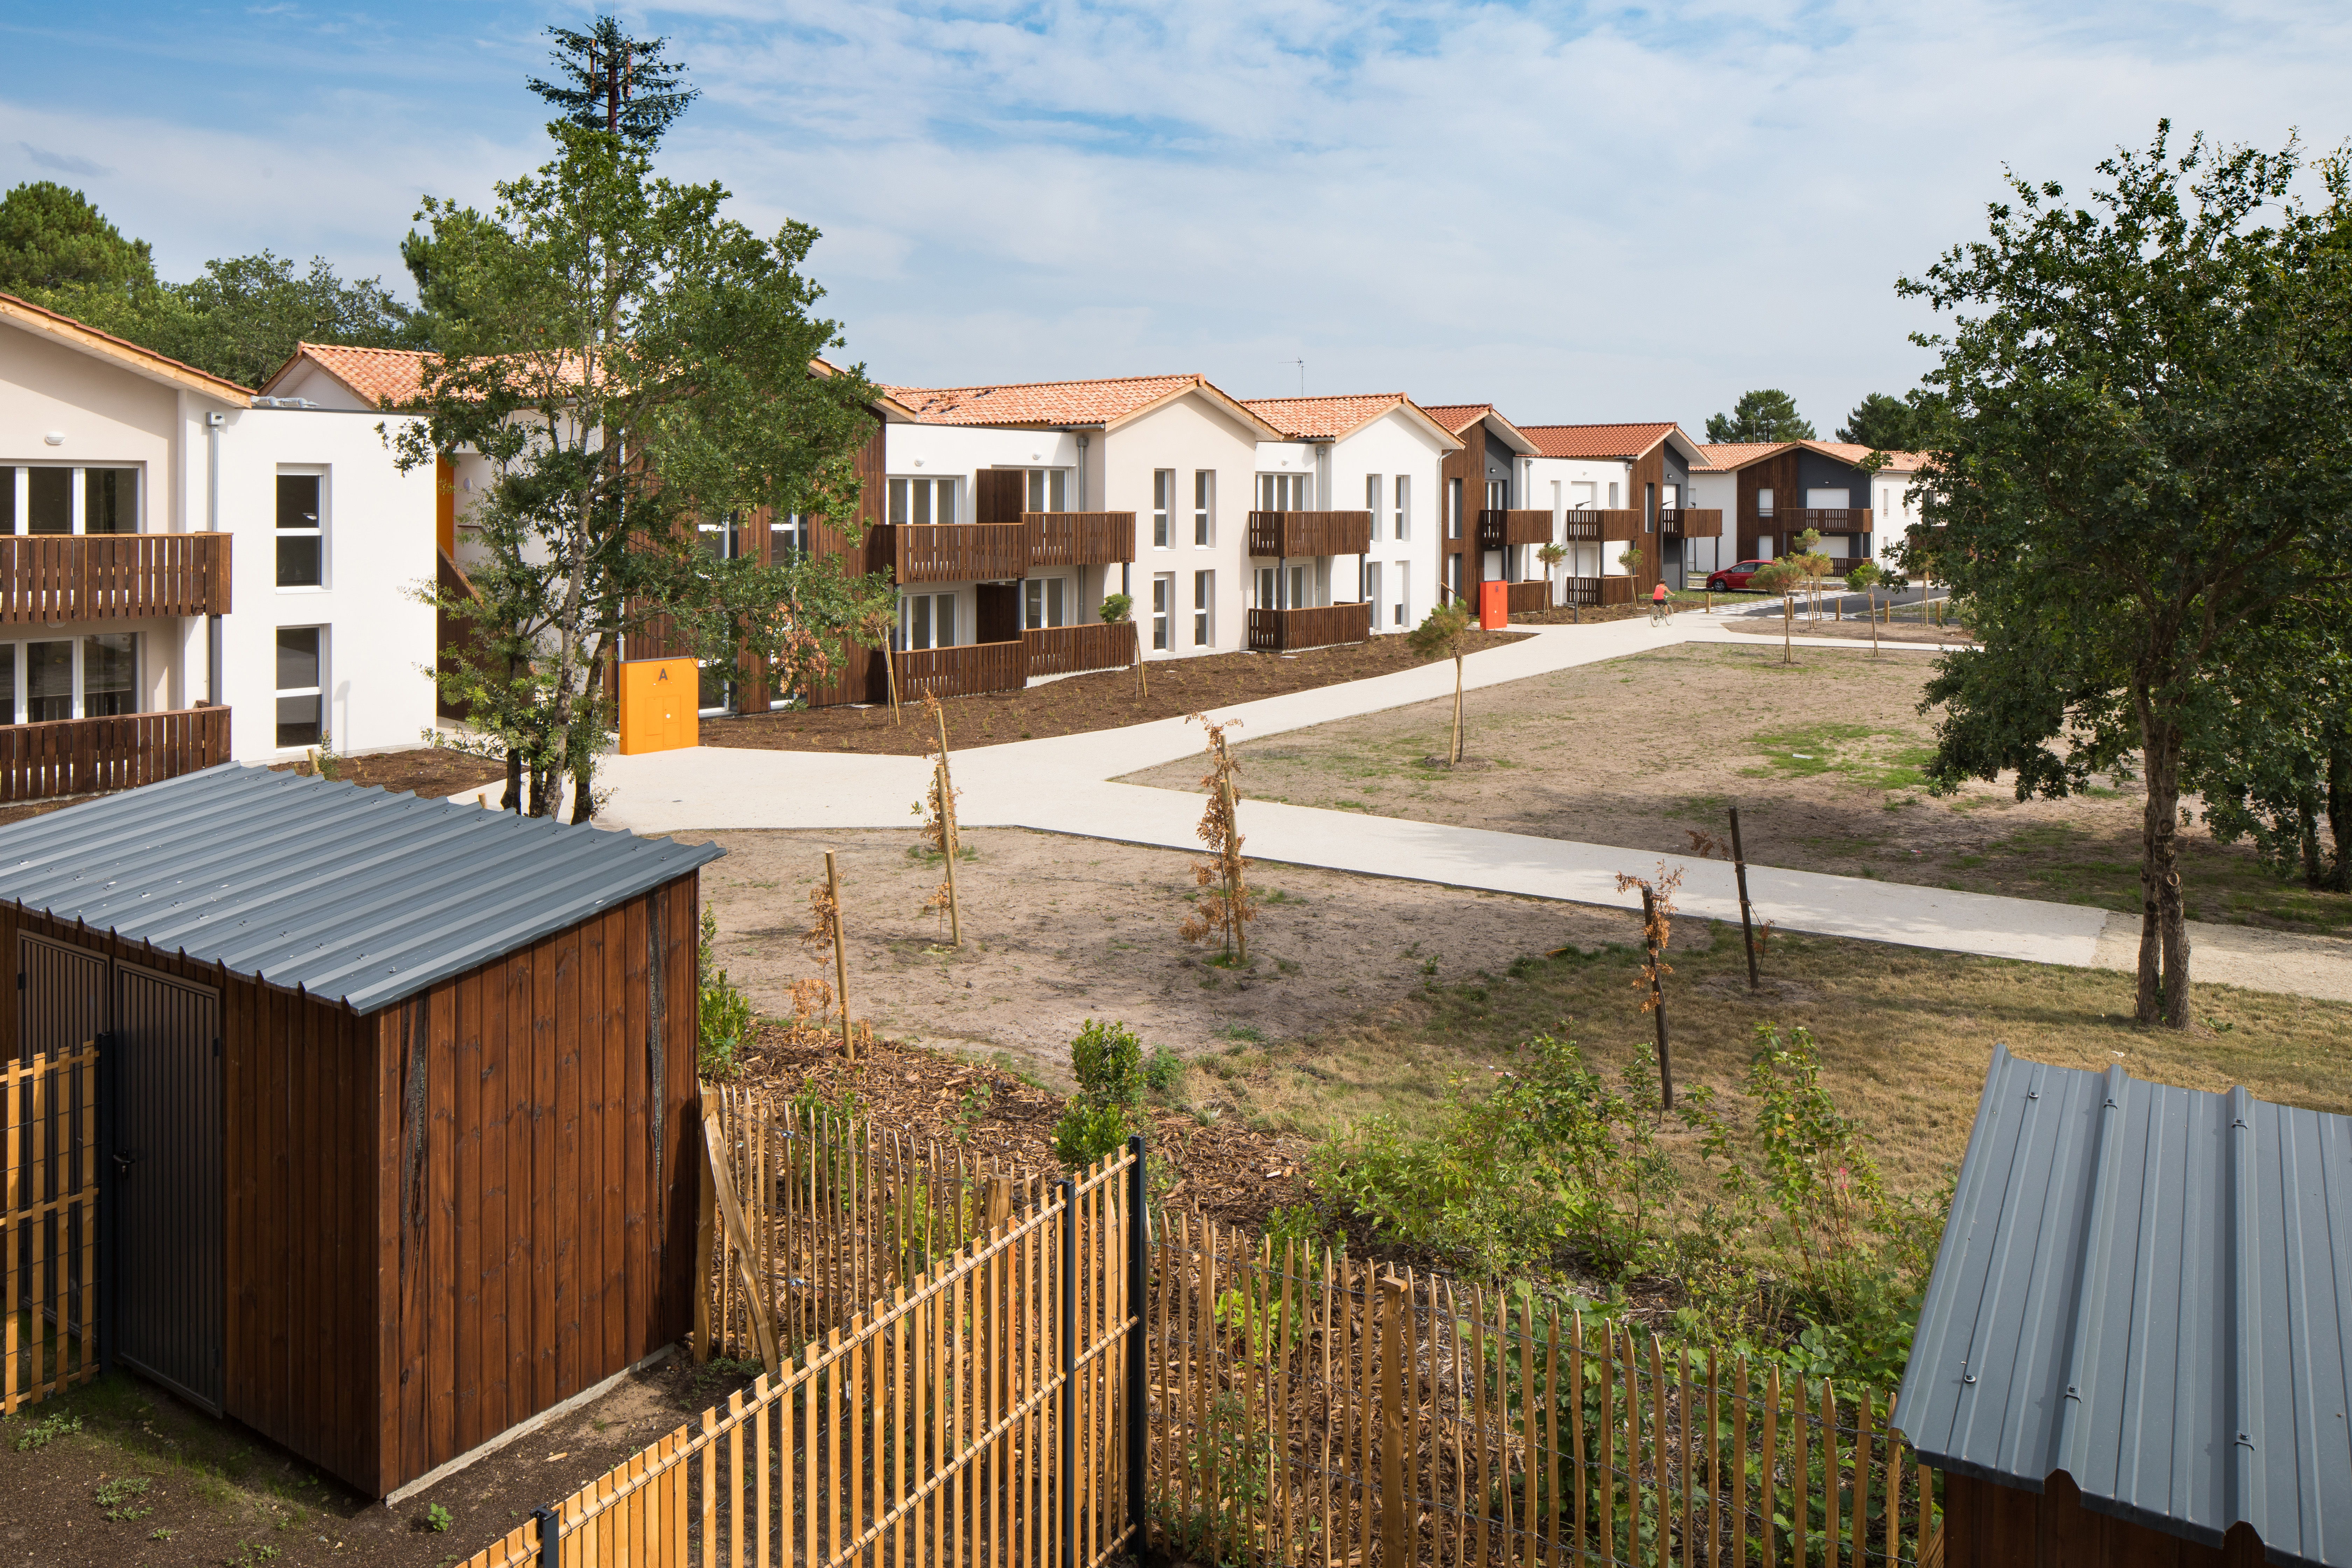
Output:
left=1295, top=358, right=1305, bottom=396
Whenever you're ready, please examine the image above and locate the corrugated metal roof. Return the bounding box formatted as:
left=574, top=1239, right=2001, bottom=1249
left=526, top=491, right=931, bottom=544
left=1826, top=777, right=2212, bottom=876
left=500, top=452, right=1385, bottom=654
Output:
left=1895, top=1043, right=2352, bottom=1567
left=0, top=765, right=722, bottom=1016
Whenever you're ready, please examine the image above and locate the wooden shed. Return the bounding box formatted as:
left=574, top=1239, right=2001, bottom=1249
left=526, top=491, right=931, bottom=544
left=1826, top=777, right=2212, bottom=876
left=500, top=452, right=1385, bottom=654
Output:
left=0, top=764, right=720, bottom=1497
left=1895, top=1044, right=2352, bottom=1568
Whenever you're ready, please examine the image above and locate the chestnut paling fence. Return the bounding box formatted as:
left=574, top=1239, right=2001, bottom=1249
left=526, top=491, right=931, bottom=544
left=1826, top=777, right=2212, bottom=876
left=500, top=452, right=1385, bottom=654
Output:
left=461, top=1107, right=1941, bottom=1568
left=2, top=1043, right=99, bottom=1415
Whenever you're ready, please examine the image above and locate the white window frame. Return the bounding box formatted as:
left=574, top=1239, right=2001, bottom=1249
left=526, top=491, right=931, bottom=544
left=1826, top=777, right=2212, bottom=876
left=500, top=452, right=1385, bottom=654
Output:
left=900, top=590, right=960, bottom=651
left=1363, top=561, right=1382, bottom=630
left=1608, top=481, right=1621, bottom=509
left=1193, top=570, right=1213, bottom=647
left=1395, top=562, right=1410, bottom=628
left=276, top=465, right=328, bottom=591
left=1447, top=478, right=1462, bottom=539
left=1394, top=475, right=1410, bottom=541
left=7, top=463, right=144, bottom=537
left=1153, top=470, right=1173, bottom=550
left=1151, top=573, right=1173, bottom=651
left=1256, top=473, right=1310, bottom=512
left=1026, top=468, right=1071, bottom=512
left=0, top=634, right=142, bottom=725
left=888, top=476, right=958, bottom=528
left=1253, top=566, right=1276, bottom=610
left=1757, top=488, right=1775, bottom=517
left=1366, top=475, right=1382, bottom=541
left=274, top=625, right=324, bottom=749
left=1024, top=576, right=1070, bottom=630
left=1192, top=471, right=1213, bottom=547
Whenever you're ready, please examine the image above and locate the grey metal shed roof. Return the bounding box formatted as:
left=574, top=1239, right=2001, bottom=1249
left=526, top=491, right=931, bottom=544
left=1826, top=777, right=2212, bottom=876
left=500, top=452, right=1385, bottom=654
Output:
left=1894, top=1043, right=2352, bottom=1567
left=0, top=764, right=722, bottom=1015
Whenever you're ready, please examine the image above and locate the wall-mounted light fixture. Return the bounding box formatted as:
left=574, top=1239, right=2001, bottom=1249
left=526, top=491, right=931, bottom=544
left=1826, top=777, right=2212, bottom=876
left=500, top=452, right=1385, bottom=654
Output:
left=43, top=432, right=65, bottom=446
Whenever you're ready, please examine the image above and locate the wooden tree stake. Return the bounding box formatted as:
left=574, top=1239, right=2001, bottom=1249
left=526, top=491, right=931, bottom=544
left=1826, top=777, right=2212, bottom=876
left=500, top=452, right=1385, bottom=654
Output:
left=1642, top=885, right=1674, bottom=1109
left=826, top=849, right=853, bottom=1059
left=1782, top=592, right=1793, bottom=664
left=1729, top=804, right=1761, bottom=992
left=933, top=703, right=962, bottom=945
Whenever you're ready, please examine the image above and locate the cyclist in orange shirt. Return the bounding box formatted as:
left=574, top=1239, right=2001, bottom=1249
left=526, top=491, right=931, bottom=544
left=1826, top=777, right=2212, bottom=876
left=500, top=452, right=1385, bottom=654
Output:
left=1649, top=579, right=1671, bottom=626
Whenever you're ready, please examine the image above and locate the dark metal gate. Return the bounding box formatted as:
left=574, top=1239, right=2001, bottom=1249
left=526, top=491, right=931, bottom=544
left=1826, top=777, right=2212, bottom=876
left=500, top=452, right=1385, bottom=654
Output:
left=110, top=963, right=222, bottom=1413
left=19, top=933, right=106, bottom=1065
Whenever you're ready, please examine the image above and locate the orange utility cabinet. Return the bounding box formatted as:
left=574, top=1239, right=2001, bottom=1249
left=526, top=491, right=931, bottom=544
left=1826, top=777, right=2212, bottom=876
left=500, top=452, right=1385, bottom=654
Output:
left=1478, top=580, right=1508, bottom=630
left=618, top=657, right=698, bottom=755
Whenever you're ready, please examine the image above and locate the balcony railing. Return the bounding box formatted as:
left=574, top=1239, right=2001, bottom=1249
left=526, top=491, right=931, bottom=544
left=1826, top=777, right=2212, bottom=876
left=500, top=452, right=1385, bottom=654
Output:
left=1475, top=510, right=1555, bottom=550
left=1024, top=512, right=1136, bottom=568
left=895, top=640, right=1028, bottom=701
left=1561, top=577, right=1637, bottom=609
left=1764, top=508, right=1873, bottom=533
left=1658, top=508, right=1723, bottom=538
left=1245, top=511, right=1373, bottom=559
left=1024, top=622, right=1135, bottom=678
left=0, top=532, right=231, bottom=623
left=894, top=524, right=1029, bottom=584
left=1246, top=602, right=1372, bottom=652
left=0, top=705, right=232, bottom=802
left=1506, top=581, right=1552, bottom=614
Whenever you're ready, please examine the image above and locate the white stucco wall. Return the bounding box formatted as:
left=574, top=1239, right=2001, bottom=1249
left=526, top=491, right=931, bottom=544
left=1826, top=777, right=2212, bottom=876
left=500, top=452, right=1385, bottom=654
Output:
left=1100, top=395, right=1263, bottom=660
left=1325, top=413, right=1451, bottom=631
left=217, top=407, right=438, bottom=761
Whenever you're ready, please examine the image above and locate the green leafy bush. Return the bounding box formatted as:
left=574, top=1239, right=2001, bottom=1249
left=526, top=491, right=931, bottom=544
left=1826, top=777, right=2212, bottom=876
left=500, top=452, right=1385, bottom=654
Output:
left=1142, top=1045, right=1184, bottom=1093
left=697, top=907, right=753, bottom=1080
left=1053, top=1018, right=1146, bottom=1169
left=1098, top=592, right=1133, bottom=624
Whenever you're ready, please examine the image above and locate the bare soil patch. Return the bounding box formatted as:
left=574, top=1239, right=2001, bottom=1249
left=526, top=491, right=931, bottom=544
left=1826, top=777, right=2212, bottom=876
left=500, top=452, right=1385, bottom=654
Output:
left=1720, top=615, right=1974, bottom=646
left=1118, top=640, right=2352, bottom=936
left=0, top=1354, right=753, bottom=1568
left=267, top=746, right=508, bottom=800
left=684, top=825, right=1663, bottom=1089
left=697, top=630, right=1528, bottom=757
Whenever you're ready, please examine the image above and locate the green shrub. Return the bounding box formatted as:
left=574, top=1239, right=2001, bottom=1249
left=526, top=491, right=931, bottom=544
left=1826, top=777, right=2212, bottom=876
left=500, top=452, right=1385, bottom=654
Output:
left=1052, top=1101, right=1131, bottom=1170
left=697, top=908, right=753, bottom=1080
left=14, top=1410, right=80, bottom=1451
left=1098, top=592, right=1133, bottom=624
left=1142, top=1046, right=1184, bottom=1093
left=1053, top=1018, right=1148, bottom=1169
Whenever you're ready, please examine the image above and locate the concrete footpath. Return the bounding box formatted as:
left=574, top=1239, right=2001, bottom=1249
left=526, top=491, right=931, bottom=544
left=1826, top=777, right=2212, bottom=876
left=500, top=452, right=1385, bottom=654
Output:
left=589, top=616, right=2352, bottom=1001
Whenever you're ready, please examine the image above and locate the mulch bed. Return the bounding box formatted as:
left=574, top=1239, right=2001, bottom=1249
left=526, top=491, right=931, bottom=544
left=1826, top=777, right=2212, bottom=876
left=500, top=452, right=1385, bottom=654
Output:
left=700, top=631, right=1530, bottom=757
left=730, top=1018, right=1312, bottom=1232
left=268, top=747, right=509, bottom=800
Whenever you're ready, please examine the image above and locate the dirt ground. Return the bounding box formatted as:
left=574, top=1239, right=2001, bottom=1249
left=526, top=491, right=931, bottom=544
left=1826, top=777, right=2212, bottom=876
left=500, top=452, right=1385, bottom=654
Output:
left=0, top=1353, right=756, bottom=1568
left=685, top=825, right=1668, bottom=1086
left=1119, top=639, right=2352, bottom=936
left=1719, top=614, right=1973, bottom=646
left=697, top=629, right=1528, bottom=757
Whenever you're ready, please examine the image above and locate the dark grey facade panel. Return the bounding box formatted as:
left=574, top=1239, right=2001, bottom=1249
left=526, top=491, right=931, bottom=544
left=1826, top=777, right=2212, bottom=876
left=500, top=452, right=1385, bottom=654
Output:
left=1895, top=1043, right=2352, bottom=1567
left=0, top=764, right=722, bottom=1016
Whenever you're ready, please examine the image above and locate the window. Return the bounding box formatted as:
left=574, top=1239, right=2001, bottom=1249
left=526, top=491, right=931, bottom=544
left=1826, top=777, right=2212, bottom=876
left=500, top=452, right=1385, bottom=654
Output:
left=8, top=466, right=138, bottom=535
left=698, top=661, right=734, bottom=715
left=1193, top=471, right=1213, bottom=547
left=1757, top=488, right=1776, bottom=516
left=1447, top=478, right=1463, bottom=539
left=1645, top=483, right=1656, bottom=532
left=1393, top=475, right=1410, bottom=540
left=277, top=472, right=323, bottom=587
left=1485, top=479, right=1506, bottom=512
left=888, top=477, right=956, bottom=527
left=1151, top=573, right=1172, bottom=650
left=1026, top=469, right=1070, bottom=512
left=1446, top=554, right=1463, bottom=603
left=275, top=627, right=322, bottom=748
left=1254, top=567, right=1276, bottom=610
left=1193, top=571, right=1213, bottom=646
left=27, top=468, right=70, bottom=534
left=1288, top=564, right=1308, bottom=609
left=1366, top=475, right=1382, bottom=541
left=1394, top=563, right=1410, bottom=627
left=1153, top=470, right=1173, bottom=549
left=771, top=513, right=813, bottom=561
left=1363, top=562, right=1381, bottom=629
left=1607, top=482, right=1620, bottom=510
left=902, top=592, right=958, bottom=650
left=1256, top=473, right=1309, bottom=511
left=698, top=509, right=744, bottom=561
left=84, top=469, right=136, bottom=534
left=1024, top=576, right=1069, bottom=630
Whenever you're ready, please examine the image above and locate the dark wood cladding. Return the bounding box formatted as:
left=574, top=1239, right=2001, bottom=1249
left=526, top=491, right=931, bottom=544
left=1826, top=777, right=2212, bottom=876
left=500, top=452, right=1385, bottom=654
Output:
left=1025, top=512, right=1135, bottom=567
left=0, top=874, right=701, bottom=1498
left=896, top=524, right=1028, bottom=584
left=378, top=873, right=697, bottom=1496
left=1024, top=622, right=1134, bottom=677
left=1475, top=510, right=1553, bottom=550
left=1246, top=602, right=1371, bottom=651
left=1561, top=576, right=1637, bottom=608
left=1941, top=1472, right=2264, bottom=1568
left=0, top=706, right=230, bottom=802
left=1505, top=581, right=1550, bottom=613
left=0, top=532, right=231, bottom=623
left=1659, top=509, right=1723, bottom=538
left=1438, top=424, right=1481, bottom=591
left=896, top=640, right=1026, bottom=700
left=1245, top=511, right=1373, bottom=558
left=1736, top=448, right=1804, bottom=561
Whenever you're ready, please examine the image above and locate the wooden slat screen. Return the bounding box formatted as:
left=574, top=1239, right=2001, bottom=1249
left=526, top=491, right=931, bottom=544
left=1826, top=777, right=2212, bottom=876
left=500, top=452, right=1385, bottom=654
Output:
left=0, top=706, right=232, bottom=803
left=0, top=533, right=231, bottom=623
left=1659, top=509, right=1724, bottom=539
left=1246, top=603, right=1371, bottom=653
left=2, top=1042, right=99, bottom=1415
left=897, top=525, right=1030, bottom=585
left=1561, top=578, right=1638, bottom=609
left=1024, top=623, right=1136, bottom=679
left=1475, top=511, right=1555, bottom=550
left=1505, top=581, right=1550, bottom=614
left=1245, top=512, right=1374, bottom=558
left=897, top=642, right=1027, bottom=702
left=1795, top=509, right=1874, bottom=533
left=1025, top=512, right=1138, bottom=568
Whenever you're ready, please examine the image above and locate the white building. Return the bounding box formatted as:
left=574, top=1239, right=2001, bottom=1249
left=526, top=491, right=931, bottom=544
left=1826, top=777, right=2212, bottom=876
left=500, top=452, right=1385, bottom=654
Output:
left=1516, top=422, right=1714, bottom=592
left=0, top=297, right=436, bottom=790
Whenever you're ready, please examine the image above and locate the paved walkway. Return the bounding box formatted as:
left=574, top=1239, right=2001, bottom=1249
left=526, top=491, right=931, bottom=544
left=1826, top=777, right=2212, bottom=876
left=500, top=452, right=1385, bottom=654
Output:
left=590, top=616, right=2352, bottom=1000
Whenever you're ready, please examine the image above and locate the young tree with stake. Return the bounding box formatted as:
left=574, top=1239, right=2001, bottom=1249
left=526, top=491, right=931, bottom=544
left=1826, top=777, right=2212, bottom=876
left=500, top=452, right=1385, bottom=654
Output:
left=1407, top=601, right=1477, bottom=766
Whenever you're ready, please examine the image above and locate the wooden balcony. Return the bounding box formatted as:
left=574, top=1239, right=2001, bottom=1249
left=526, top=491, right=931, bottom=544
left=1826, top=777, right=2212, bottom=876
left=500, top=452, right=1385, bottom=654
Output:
left=0, top=532, right=231, bottom=623
left=1475, top=510, right=1555, bottom=550
left=894, top=524, right=1029, bottom=584
left=1245, top=511, right=1372, bottom=559
left=1659, top=508, right=1723, bottom=539
left=895, top=640, right=1028, bottom=701
left=0, top=706, right=232, bottom=802
left=1561, top=577, right=1637, bottom=609
left=1246, top=602, right=1371, bottom=652
left=1773, top=508, right=1873, bottom=533
left=1024, top=512, right=1135, bottom=568
left=1561, top=513, right=1604, bottom=542
left=1025, top=622, right=1134, bottom=678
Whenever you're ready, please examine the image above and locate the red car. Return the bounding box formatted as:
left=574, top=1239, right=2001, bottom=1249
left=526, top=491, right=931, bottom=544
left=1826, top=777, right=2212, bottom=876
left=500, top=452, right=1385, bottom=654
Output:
left=1706, top=559, right=1775, bottom=590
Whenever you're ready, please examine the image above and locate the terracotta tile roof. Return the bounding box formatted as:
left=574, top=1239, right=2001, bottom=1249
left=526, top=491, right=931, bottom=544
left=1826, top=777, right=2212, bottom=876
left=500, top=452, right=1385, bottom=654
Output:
left=1696, top=439, right=1934, bottom=474
left=1418, top=402, right=1498, bottom=435
left=881, top=372, right=1223, bottom=429
left=1241, top=393, right=1408, bottom=439
left=275, top=342, right=433, bottom=406
left=0, top=290, right=251, bottom=402
left=1694, top=442, right=1790, bottom=470
left=1519, top=422, right=1680, bottom=461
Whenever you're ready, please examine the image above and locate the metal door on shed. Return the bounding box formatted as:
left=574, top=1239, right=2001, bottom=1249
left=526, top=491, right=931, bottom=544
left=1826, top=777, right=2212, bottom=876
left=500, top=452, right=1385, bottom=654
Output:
left=111, top=964, right=223, bottom=1413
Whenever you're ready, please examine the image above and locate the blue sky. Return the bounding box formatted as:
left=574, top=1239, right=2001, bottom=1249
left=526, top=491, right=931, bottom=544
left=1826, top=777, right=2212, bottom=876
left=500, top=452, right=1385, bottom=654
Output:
left=5, top=1, right=2349, bottom=430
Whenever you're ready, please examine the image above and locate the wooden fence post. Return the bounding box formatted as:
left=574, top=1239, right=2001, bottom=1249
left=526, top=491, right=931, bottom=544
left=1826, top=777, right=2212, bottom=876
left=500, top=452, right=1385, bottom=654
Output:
left=1380, top=1274, right=1408, bottom=1567
left=932, top=704, right=962, bottom=946
left=825, top=850, right=853, bottom=1059
left=1125, top=1135, right=1149, bottom=1552
left=1059, top=1177, right=1078, bottom=1568
left=1642, top=886, right=1673, bottom=1110
left=1729, top=805, right=1761, bottom=992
